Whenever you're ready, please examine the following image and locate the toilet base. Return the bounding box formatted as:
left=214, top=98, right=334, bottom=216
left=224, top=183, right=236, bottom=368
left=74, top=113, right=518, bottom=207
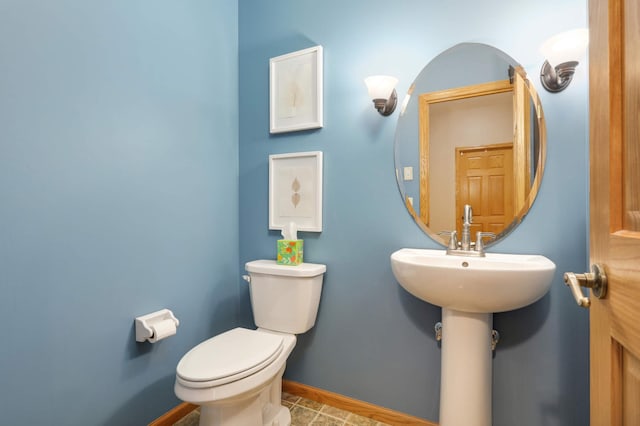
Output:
left=175, top=330, right=297, bottom=426
left=196, top=364, right=291, bottom=426
left=201, top=405, right=289, bottom=426
left=199, top=392, right=290, bottom=426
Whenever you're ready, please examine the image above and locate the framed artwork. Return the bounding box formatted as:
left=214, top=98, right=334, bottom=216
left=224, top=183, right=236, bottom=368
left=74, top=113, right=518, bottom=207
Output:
left=269, top=46, right=323, bottom=134
left=269, top=151, right=323, bottom=232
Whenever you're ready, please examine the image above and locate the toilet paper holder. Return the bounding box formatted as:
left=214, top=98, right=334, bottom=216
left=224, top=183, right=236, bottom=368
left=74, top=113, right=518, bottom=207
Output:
left=135, top=308, right=180, bottom=343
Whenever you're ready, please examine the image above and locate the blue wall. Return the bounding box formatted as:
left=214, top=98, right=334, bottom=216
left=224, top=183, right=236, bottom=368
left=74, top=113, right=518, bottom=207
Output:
left=0, top=1, right=590, bottom=425
left=0, top=1, right=238, bottom=424
left=239, top=1, right=590, bottom=425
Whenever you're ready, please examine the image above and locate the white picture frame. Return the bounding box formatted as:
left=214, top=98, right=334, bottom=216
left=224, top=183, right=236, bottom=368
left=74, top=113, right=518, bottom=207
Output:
left=269, top=46, right=323, bottom=134
left=269, top=151, right=323, bottom=232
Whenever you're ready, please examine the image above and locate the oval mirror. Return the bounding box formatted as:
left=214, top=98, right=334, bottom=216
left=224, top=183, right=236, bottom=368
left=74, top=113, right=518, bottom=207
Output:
left=394, top=43, right=546, bottom=248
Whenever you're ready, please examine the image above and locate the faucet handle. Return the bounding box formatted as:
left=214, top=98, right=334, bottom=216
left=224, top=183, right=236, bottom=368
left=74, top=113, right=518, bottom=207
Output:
left=475, top=232, right=497, bottom=253
left=438, top=230, right=458, bottom=250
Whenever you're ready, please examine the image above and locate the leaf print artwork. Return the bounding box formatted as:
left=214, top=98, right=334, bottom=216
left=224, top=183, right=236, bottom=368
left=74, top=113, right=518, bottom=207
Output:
left=291, top=177, right=301, bottom=208
left=291, top=192, right=301, bottom=207
left=270, top=152, right=321, bottom=232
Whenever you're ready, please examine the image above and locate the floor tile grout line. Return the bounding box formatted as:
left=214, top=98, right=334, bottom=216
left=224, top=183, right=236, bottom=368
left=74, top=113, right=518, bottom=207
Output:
left=309, top=410, right=320, bottom=423
left=173, top=394, right=386, bottom=426
left=290, top=398, right=353, bottom=425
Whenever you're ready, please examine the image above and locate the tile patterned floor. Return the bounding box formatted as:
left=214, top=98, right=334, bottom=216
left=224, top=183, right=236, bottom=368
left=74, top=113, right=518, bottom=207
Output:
left=173, top=392, right=391, bottom=426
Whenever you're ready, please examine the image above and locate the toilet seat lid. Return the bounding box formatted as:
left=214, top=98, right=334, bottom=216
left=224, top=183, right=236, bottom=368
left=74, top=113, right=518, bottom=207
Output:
left=176, top=328, right=284, bottom=384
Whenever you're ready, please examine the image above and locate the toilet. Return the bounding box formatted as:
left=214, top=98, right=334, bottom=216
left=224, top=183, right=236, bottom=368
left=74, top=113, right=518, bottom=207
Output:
left=174, top=260, right=326, bottom=426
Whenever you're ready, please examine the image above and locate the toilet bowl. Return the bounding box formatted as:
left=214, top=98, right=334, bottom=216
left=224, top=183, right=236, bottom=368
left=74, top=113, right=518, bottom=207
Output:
left=175, top=327, right=296, bottom=426
left=174, top=260, right=326, bottom=426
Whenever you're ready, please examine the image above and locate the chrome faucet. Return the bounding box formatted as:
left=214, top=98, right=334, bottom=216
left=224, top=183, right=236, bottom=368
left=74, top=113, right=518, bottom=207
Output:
left=461, top=204, right=473, bottom=251
left=439, top=204, right=496, bottom=257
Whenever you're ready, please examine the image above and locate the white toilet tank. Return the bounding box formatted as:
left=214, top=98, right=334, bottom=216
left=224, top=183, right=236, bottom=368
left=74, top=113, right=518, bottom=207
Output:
left=245, top=260, right=326, bottom=334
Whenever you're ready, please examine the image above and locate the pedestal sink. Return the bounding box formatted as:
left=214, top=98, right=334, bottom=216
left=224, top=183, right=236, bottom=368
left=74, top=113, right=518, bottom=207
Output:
left=390, top=248, right=556, bottom=426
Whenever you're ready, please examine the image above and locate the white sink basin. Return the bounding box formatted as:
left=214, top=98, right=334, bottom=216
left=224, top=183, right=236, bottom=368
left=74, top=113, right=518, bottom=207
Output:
left=390, top=248, right=556, bottom=313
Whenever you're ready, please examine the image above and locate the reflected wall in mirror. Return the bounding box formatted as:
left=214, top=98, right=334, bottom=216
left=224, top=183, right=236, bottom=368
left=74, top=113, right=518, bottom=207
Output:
left=394, top=43, right=546, bottom=248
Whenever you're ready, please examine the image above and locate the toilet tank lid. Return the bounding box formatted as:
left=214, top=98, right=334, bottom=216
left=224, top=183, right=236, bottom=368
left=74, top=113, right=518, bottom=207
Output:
left=245, top=260, right=326, bottom=277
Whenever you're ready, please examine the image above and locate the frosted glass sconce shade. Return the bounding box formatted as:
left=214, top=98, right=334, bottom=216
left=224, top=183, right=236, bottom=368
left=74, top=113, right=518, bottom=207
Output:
left=365, top=75, right=398, bottom=116
left=539, top=28, right=589, bottom=92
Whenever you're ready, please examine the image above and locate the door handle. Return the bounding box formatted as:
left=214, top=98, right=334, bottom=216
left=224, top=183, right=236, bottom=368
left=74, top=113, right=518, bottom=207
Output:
left=563, top=264, right=607, bottom=308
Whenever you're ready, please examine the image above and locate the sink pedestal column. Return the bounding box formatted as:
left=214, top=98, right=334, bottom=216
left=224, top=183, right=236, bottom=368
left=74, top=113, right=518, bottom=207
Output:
left=440, top=308, right=492, bottom=426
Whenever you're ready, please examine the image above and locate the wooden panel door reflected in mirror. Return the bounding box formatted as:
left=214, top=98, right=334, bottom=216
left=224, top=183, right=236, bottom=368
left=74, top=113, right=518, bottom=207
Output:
left=456, top=143, right=514, bottom=236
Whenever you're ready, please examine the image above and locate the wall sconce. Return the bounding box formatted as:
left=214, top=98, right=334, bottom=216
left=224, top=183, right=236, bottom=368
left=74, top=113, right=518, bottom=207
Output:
left=539, top=28, right=589, bottom=93
left=364, top=75, right=398, bottom=116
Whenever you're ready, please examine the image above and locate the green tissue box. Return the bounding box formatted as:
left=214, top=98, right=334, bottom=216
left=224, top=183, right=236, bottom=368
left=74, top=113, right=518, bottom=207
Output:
left=277, top=240, right=303, bottom=265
